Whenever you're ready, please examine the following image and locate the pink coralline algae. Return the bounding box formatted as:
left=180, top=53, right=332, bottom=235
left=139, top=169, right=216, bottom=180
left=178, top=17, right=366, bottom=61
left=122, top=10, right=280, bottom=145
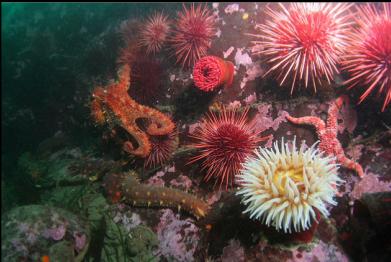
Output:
left=146, top=170, right=166, bottom=187
left=43, top=224, right=66, bottom=241
left=170, top=175, right=193, bottom=191
left=113, top=210, right=142, bottom=231
left=254, top=104, right=289, bottom=147
left=287, top=96, right=365, bottom=178
left=350, top=172, right=391, bottom=200
left=227, top=100, right=242, bottom=110
left=244, top=92, right=257, bottom=105
left=337, top=101, right=358, bottom=135
left=155, top=209, right=200, bottom=262
left=206, top=190, right=222, bottom=205
left=73, top=232, right=87, bottom=253
left=255, top=104, right=289, bottom=133
left=221, top=239, right=245, bottom=262
left=288, top=240, right=349, bottom=262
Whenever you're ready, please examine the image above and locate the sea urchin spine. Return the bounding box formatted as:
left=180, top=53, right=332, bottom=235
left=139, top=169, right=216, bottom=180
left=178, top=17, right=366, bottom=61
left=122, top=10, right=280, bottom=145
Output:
left=250, top=3, right=352, bottom=93
left=139, top=12, right=171, bottom=54
left=341, top=3, right=391, bottom=111
left=170, top=3, right=216, bottom=68
left=189, top=107, right=269, bottom=190
left=144, top=129, right=179, bottom=168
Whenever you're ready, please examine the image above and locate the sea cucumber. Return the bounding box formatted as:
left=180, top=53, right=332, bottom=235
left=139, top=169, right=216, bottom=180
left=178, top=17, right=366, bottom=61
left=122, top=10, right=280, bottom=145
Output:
left=103, top=172, right=209, bottom=219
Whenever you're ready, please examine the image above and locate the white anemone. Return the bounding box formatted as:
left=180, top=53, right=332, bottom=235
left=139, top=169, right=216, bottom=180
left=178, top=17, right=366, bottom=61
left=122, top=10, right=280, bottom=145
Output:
left=236, top=137, right=342, bottom=233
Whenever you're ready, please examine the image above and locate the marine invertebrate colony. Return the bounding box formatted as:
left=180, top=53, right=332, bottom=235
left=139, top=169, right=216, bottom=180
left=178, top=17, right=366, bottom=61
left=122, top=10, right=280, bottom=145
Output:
left=103, top=171, right=209, bottom=219
left=170, top=3, right=216, bottom=68
left=236, top=138, right=342, bottom=233
left=250, top=3, right=352, bottom=93
left=139, top=12, right=171, bottom=54
left=91, top=64, right=175, bottom=157
left=286, top=95, right=365, bottom=178
left=341, top=3, right=391, bottom=111
left=193, top=56, right=235, bottom=92
left=188, top=107, right=269, bottom=190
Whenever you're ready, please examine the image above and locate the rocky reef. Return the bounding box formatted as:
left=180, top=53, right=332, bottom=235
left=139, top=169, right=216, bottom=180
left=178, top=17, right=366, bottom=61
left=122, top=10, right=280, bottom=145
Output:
left=2, top=2, right=391, bottom=262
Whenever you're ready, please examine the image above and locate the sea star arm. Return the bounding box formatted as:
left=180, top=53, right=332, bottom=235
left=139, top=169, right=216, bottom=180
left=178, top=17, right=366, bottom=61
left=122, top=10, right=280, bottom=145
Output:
left=145, top=110, right=176, bottom=136
left=286, top=115, right=326, bottom=135
left=122, top=126, right=152, bottom=158
left=91, top=87, right=107, bottom=125
left=91, top=63, right=175, bottom=158
left=326, top=95, right=349, bottom=129
left=335, top=150, right=365, bottom=178
left=128, top=104, right=176, bottom=136
left=287, top=96, right=365, bottom=178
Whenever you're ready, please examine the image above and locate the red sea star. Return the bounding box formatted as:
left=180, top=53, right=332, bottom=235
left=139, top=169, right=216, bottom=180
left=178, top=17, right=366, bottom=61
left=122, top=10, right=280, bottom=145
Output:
left=91, top=64, right=175, bottom=158
left=286, top=95, right=364, bottom=178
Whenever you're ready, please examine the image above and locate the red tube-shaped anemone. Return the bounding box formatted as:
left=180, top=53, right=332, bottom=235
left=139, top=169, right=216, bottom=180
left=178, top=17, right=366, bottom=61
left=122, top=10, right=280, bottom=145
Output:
left=193, top=56, right=235, bottom=92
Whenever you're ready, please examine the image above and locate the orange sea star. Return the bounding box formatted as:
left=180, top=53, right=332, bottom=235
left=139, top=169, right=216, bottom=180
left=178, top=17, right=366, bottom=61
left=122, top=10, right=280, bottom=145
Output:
left=286, top=95, right=364, bottom=178
left=91, top=64, right=175, bottom=157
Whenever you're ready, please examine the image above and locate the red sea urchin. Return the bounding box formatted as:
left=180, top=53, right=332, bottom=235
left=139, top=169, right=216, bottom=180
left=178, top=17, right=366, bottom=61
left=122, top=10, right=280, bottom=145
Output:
left=144, top=129, right=179, bottom=168
left=170, top=3, right=216, bottom=68
left=129, top=56, right=164, bottom=105
left=188, top=107, right=269, bottom=190
left=117, top=48, right=165, bottom=105
left=341, top=3, right=391, bottom=112
left=139, top=12, right=170, bottom=54
left=250, top=3, right=352, bottom=93
left=193, top=56, right=235, bottom=92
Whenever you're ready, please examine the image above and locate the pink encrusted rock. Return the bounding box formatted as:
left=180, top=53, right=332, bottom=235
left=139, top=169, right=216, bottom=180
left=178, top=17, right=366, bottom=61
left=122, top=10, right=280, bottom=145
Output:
left=255, top=104, right=274, bottom=132
left=337, top=102, right=357, bottom=134
left=73, top=232, right=86, bottom=252
left=244, top=92, right=257, bottom=105
left=245, top=63, right=263, bottom=82
left=227, top=100, right=242, bottom=110
left=166, top=165, right=176, bottom=173
left=234, top=48, right=252, bottom=68
left=288, top=240, right=349, bottom=262
left=346, top=144, right=364, bottom=162
left=170, top=175, right=193, bottom=191
left=146, top=171, right=165, bottom=187
left=350, top=172, right=391, bottom=200
left=113, top=210, right=142, bottom=231
left=206, top=190, right=222, bottom=205
left=224, top=3, right=240, bottom=14
left=255, top=104, right=288, bottom=132
left=44, top=224, right=66, bottom=241
left=155, top=209, right=200, bottom=262
left=221, top=239, right=245, bottom=262
left=223, top=46, right=235, bottom=59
